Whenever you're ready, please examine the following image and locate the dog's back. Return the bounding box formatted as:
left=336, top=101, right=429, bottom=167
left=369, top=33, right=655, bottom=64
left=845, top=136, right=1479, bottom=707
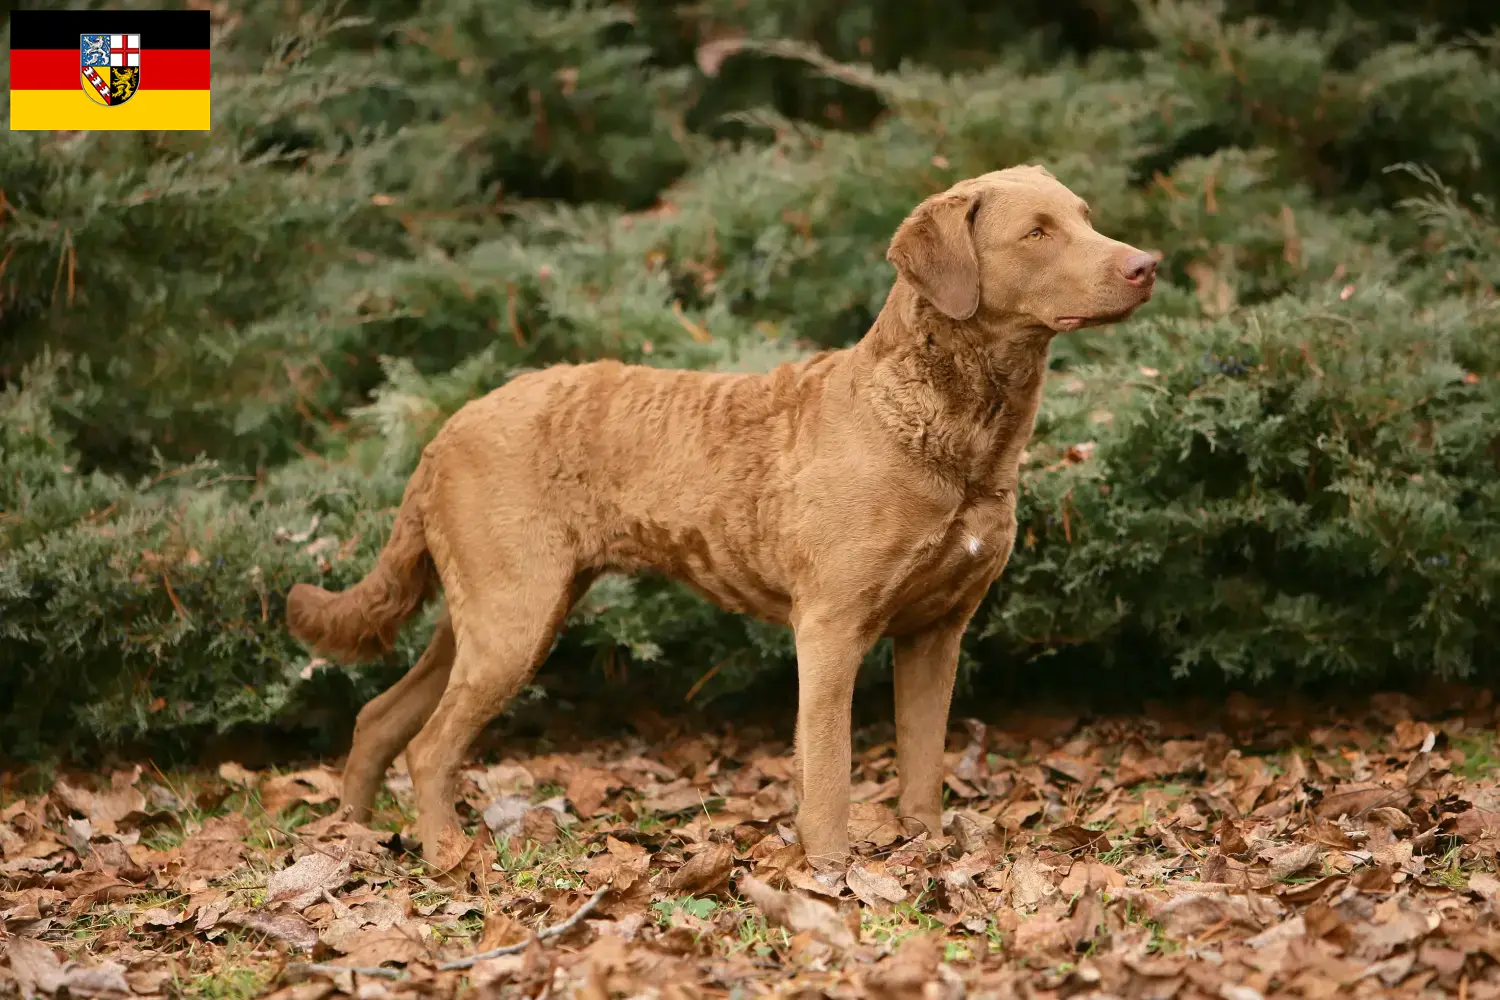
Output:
left=423, top=352, right=846, bottom=622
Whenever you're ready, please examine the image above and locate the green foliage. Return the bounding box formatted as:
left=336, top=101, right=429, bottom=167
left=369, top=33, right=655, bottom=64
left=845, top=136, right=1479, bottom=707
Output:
left=3, top=0, right=1500, bottom=758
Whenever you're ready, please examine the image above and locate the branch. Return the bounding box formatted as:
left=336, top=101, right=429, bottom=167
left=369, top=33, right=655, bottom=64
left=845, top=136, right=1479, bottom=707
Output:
left=437, top=884, right=610, bottom=972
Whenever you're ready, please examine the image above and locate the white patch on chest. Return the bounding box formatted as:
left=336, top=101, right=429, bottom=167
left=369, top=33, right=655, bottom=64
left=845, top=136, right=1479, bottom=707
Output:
left=966, top=534, right=982, bottom=556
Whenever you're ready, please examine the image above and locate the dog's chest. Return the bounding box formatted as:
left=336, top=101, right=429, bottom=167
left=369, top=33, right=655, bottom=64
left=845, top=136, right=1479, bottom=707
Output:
left=888, top=493, right=1016, bottom=621
left=940, top=495, right=1014, bottom=569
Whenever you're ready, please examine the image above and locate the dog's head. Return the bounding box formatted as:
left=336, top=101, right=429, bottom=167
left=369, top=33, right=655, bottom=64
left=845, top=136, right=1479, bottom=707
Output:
left=886, top=165, right=1155, bottom=333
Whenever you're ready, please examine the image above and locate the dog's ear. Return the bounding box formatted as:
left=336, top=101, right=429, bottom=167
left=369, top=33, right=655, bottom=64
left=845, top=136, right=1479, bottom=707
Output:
left=886, top=190, right=982, bottom=321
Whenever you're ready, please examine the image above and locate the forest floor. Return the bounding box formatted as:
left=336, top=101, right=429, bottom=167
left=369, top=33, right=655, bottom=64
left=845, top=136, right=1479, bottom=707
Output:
left=4, top=687, right=1500, bottom=999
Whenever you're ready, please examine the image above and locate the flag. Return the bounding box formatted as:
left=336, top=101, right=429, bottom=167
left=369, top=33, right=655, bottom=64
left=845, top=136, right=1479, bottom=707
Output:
left=10, top=9, right=210, bottom=131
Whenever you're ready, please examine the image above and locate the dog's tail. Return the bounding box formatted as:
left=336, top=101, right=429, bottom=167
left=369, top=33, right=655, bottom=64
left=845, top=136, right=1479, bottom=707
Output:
left=286, top=460, right=437, bottom=663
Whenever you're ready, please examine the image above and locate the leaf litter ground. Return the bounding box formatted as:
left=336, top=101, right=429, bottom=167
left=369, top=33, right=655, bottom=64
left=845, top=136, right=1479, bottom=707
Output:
left=5, top=688, right=1500, bottom=999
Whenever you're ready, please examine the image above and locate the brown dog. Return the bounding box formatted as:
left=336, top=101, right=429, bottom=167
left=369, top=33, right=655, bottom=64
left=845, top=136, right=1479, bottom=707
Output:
left=287, top=165, right=1156, bottom=870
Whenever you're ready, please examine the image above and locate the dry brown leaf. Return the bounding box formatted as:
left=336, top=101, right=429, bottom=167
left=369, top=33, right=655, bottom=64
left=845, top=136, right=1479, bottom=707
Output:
left=320, top=898, right=405, bottom=953
left=482, top=794, right=531, bottom=838
left=265, top=848, right=351, bottom=910
left=1391, top=720, right=1433, bottom=751
left=1066, top=886, right=1104, bottom=947
left=784, top=859, right=846, bottom=899
left=848, top=801, right=904, bottom=848
left=176, top=813, right=251, bottom=880
left=218, top=908, right=318, bottom=951
left=668, top=842, right=733, bottom=896
left=1468, top=871, right=1500, bottom=903
left=260, top=768, right=341, bottom=816
left=216, top=761, right=258, bottom=787
left=846, top=860, right=908, bottom=910
left=1156, top=890, right=1259, bottom=939
left=1059, top=858, right=1125, bottom=896
left=997, top=798, right=1045, bottom=832
left=641, top=782, right=705, bottom=816
left=52, top=767, right=147, bottom=835
left=738, top=874, right=856, bottom=952
left=294, top=815, right=389, bottom=855
left=566, top=768, right=621, bottom=819
left=1350, top=901, right=1438, bottom=961
left=1010, top=905, right=1076, bottom=956
left=583, top=835, right=651, bottom=895
left=1314, top=784, right=1407, bottom=820
left=1006, top=850, right=1057, bottom=911
left=1298, top=820, right=1356, bottom=850
left=1047, top=824, right=1111, bottom=854
left=1277, top=873, right=1347, bottom=905
left=133, top=906, right=185, bottom=930
left=1266, top=842, right=1321, bottom=880
left=4, top=937, right=132, bottom=997
left=860, top=932, right=962, bottom=1000
left=334, top=924, right=429, bottom=970
left=472, top=762, right=536, bottom=799
left=474, top=912, right=530, bottom=953
left=521, top=806, right=561, bottom=844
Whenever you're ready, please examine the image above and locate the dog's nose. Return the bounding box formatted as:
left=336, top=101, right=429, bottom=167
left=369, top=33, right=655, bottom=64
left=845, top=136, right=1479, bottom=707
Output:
left=1121, top=252, right=1157, bottom=286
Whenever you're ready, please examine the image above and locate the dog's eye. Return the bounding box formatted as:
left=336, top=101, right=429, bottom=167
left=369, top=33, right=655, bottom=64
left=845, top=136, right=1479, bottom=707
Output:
left=1025, top=227, right=1045, bottom=240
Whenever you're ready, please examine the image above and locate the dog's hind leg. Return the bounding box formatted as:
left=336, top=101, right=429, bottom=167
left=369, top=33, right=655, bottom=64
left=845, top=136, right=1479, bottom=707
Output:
left=404, top=541, right=577, bottom=872
left=338, top=611, right=456, bottom=822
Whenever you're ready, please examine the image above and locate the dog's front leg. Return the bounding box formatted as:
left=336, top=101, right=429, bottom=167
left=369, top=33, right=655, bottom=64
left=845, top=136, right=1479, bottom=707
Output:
left=892, top=607, right=976, bottom=840
left=791, top=613, right=873, bottom=867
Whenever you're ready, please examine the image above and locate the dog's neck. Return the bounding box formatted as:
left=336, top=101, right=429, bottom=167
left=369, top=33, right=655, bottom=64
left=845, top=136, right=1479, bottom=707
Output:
left=852, top=282, right=1054, bottom=495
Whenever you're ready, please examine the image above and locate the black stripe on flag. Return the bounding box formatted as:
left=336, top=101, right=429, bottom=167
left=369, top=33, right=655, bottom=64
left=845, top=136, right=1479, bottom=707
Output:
left=10, top=10, right=210, bottom=50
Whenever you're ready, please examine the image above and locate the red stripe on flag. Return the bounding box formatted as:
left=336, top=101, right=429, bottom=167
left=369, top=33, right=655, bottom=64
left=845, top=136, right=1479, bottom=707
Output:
left=9, top=49, right=210, bottom=90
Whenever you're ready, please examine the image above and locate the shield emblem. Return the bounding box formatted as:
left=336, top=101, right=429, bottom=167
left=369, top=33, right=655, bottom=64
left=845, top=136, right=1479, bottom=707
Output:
left=80, top=33, right=141, bottom=107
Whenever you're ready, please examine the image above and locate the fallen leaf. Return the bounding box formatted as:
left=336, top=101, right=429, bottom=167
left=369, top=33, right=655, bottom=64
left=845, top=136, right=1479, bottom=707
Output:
left=1298, top=820, right=1356, bottom=850
left=1048, top=824, right=1111, bottom=854
left=566, top=768, right=621, bottom=819
left=1468, top=871, right=1500, bottom=903
left=1007, top=851, right=1057, bottom=911
left=738, top=874, right=856, bottom=952
left=4, top=937, right=133, bottom=997
left=217, top=761, right=258, bottom=787
left=177, top=813, right=251, bottom=879
left=334, top=924, right=429, bottom=970
left=53, top=767, right=146, bottom=835
left=1067, top=886, right=1104, bottom=948
left=1350, top=901, right=1437, bottom=961
left=860, top=932, right=962, bottom=1000
left=668, top=842, right=733, bottom=896
left=265, top=849, right=351, bottom=910
left=218, top=908, right=318, bottom=951
left=260, top=768, right=341, bottom=816
left=1156, top=891, right=1259, bottom=939
left=482, top=794, right=532, bottom=838
left=846, top=860, right=908, bottom=910
left=133, top=906, right=185, bottom=930
left=1267, top=842, right=1321, bottom=880
left=1315, top=784, right=1407, bottom=820
left=521, top=806, right=561, bottom=844
left=848, top=801, right=904, bottom=848
left=1059, top=858, right=1125, bottom=896
left=641, top=783, right=705, bottom=816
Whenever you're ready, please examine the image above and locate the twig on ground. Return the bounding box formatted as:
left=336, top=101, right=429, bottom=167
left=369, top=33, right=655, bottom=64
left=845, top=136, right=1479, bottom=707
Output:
left=437, top=884, right=611, bottom=971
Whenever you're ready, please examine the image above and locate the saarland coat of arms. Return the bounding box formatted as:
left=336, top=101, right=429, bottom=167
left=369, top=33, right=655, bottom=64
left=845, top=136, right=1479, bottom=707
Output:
left=80, top=33, right=141, bottom=106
